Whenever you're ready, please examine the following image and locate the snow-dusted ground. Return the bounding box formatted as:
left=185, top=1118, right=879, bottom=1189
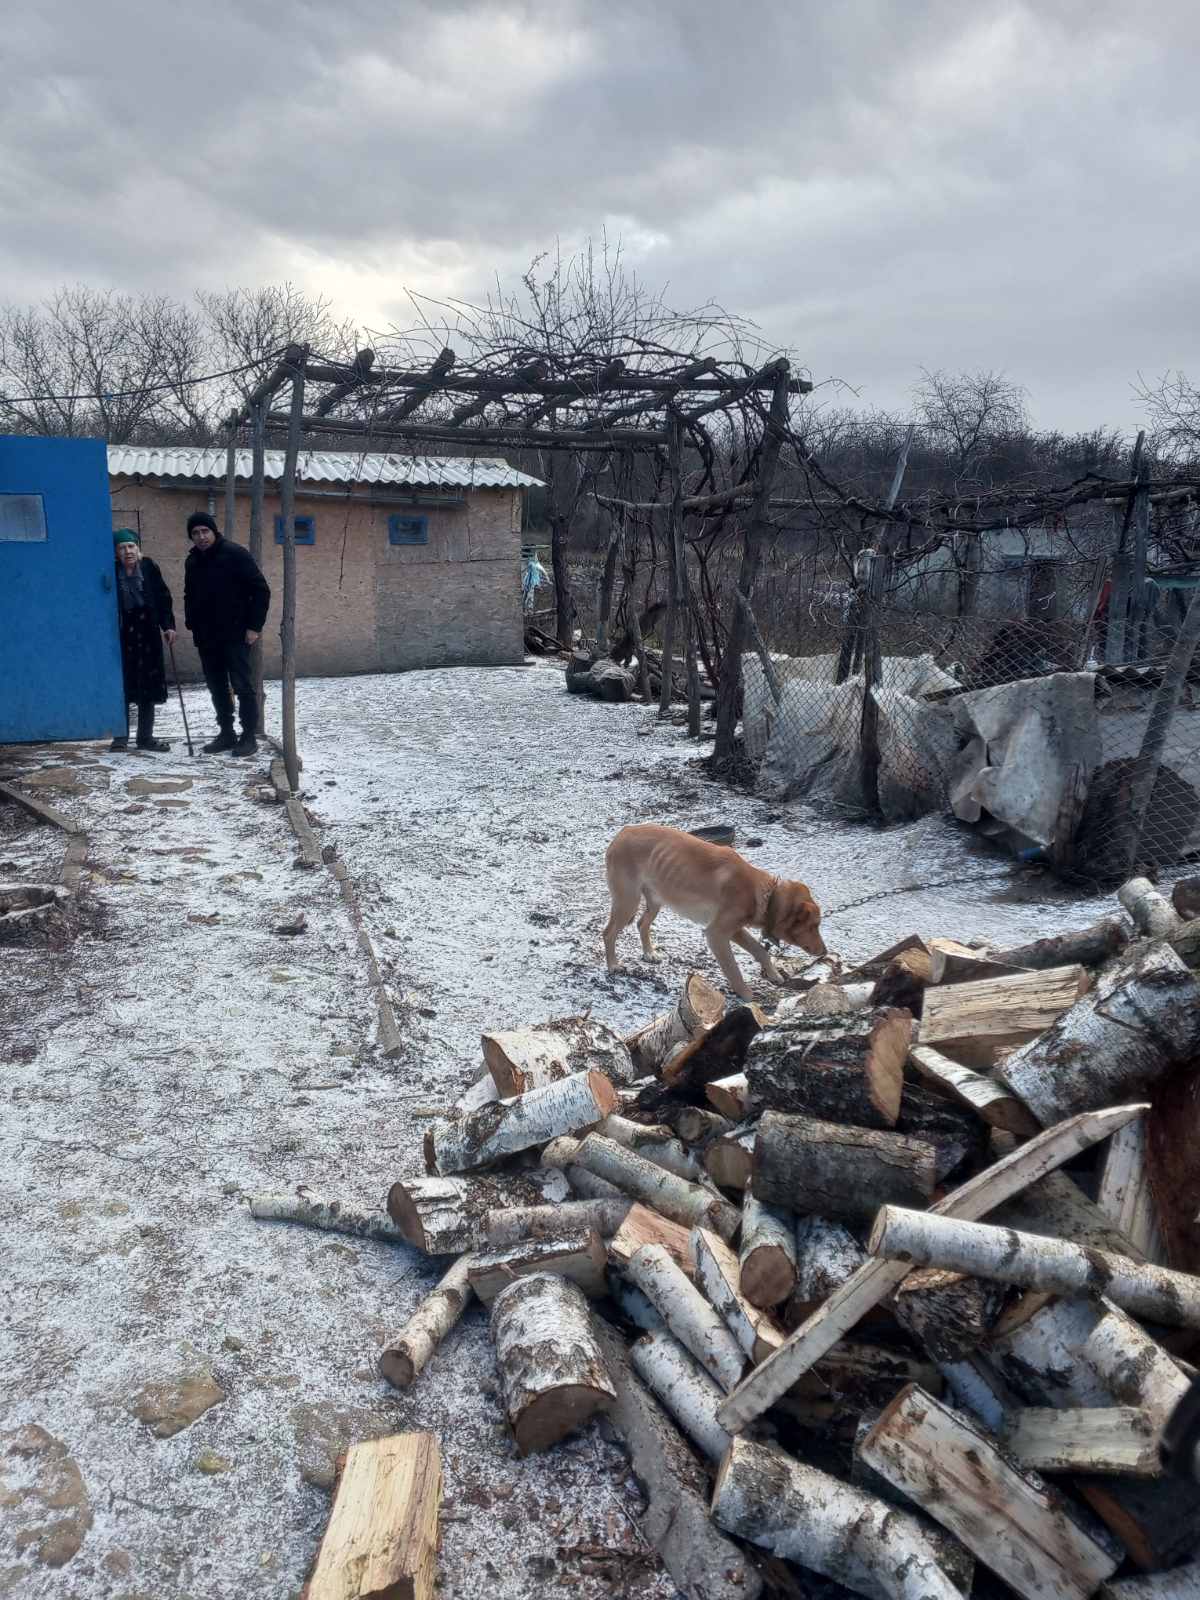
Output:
left=0, top=661, right=1108, bottom=1600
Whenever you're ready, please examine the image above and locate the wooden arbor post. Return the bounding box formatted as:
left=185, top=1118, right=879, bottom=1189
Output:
left=278, top=346, right=308, bottom=794
left=248, top=400, right=267, bottom=732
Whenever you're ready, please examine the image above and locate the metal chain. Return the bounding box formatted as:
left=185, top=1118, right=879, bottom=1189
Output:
left=822, top=866, right=1009, bottom=919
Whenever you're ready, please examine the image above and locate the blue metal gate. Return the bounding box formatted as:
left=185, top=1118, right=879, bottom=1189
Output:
left=0, top=436, right=126, bottom=742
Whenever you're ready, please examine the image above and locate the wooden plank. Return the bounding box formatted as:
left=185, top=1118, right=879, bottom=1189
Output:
left=304, top=1432, right=441, bottom=1600
left=909, top=1044, right=1039, bottom=1135
left=0, top=779, right=80, bottom=834
left=1097, top=1119, right=1165, bottom=1264
left=1001, top=1407, right=1160, bottom=1477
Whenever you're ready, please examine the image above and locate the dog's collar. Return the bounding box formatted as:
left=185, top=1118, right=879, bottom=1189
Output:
left=761, top=876, right=782, bottom=943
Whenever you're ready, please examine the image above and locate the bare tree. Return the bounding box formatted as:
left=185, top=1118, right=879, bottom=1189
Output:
left=912, top=367, right=1028, bottom=483
left=1135, top=370, right=1200, bottom=463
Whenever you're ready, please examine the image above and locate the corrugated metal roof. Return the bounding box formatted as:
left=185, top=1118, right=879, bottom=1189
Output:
left=107, top=445, right=541, bottom=491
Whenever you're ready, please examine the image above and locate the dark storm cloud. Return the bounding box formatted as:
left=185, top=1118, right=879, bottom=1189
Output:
left=3, top=0, right=1197, bottom=430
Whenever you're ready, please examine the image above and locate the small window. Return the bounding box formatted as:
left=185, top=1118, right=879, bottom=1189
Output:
left=388, top=514, right=428, bottom=546
left=0, top=493, right=47, bottom=542
left=275, top=515, right=315, bottom=545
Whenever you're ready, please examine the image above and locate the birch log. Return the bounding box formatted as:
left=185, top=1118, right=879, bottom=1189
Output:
left=631, top=1330, right=731, bottom=1462
left=424, top=1069, right=617, bottom=1174
left=990, top=917, right=1129, bottom=971
left=751, top=1110, right=937, bottom=1222
left=482, top=1015, right=635, bottom=1097
left=745, top=1007, right=911, bottom=1127
left=305, top=1432, right=441, bottom=1600
left=857, top=1385, right=1120, bottom=1600
left=927, top=938, right=1028, bottom=985
left=249, top=1193, right=412, bottom=1245
left=379, top=1257, right=474, bottom=1390
left=691, top=1228, right=784, bottom=1363
left=483, top=1198, right=629, bottom=1246
left=1097, top=1118, right=1165, bottom=1263
left=386, top=1173, right=547, bottom=1254
left=466, top=1227, right=608, bottom=1303
left=1118, top=876, right=1186, bottom=940
left=717, top=1102, right=1149, bottom=1433
left=1001, top=1407, right=1161, bottom=1477
left=623, top=1242, right=746, bottom=1391
left=571, top=1133, right=740, bottom=1240
left=490, top=1274, right=615, bottom=1454
left=673, top=1106, right=732, bottom=1147
left=908, top=1044, right=1039, bottom=1136
left=890, top=1267, right=1006, bottom=1361
left=598, top=1114, right=706, bottom=1183
left=790, top=1214, right=869, bottom=1322
left=624, top=973, right=725, bottom=1075
left=712, top=1435, right=966, bottom=1600
left=659, top=1004, right=763, bottom=1091
left=453, top=1068, right=499, bottom=1115
left=938, top=1353, right=1018, bottom=1434
left=607, top=1201, right=694, bottom=1277
left=998, top=943, right=1200, bottom=1125
left=589, top=1318, right=763, bottom=1600
left=868, top=1206, right=1200, bottom=1328
left=739, top=1195, right=798, bottom=1310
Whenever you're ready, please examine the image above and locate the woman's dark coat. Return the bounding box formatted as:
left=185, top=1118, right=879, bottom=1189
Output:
left=116, top=556, right=175, bottom=706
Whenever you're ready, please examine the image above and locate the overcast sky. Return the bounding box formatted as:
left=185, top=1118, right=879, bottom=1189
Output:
left=4, top=1, right=1197, bottom=435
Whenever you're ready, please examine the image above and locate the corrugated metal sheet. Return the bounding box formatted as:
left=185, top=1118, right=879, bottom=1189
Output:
left=107, top=445, right=541, bottom=491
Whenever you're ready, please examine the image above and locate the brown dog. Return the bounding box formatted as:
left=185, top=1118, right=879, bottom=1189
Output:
left=602, top=823, right=826, bottom=999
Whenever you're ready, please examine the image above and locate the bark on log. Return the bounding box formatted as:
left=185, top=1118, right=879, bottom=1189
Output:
left=717, top=1102, right=1149, bottom=1433
left=481, top=1016, right=635, bottom=1096
left=747, top=1008, right=910, bottom=1127
left=379, top=1259, right=473, bottom=1390
left=870, top=949, right=932, bottom=1018
left=895, top=1083, right=989, bottom=1183
left=304, top=1432, right=441, bottom=1600
left=937, top=1353, right=1018, bottom=1434
left=631, top=1329, right=731, bottom=1462
left=624, top=974, right=725, bottom=1075
left=739, top=1194, right=798, bottom=1310
left=589, top=1318, right=763, bottom=1600
left=489, top=1273, right=616, bottom=1455
left=908, top=1044, right=1040, bottom=1136
left=712, top=1435, right=966, bottom=1600
left=1097, top=1118, right=1165, bottom=1264
left=1100, top=1564, right=1200, bottom=1599
left=918, top=964, right=1088, bottom=1069
left=751, top=1110, right=937, bottom=1222
left=424, top=1069, right=618, bottom=1174
left=1001, top=1407, right=1160, bottom=1477
left=658, top=1005, right=764, bottom=1091
left=850, top=1411, right=978, bottom=1592
left=540, top=1135, right=581, bottom=1169
left=790, top=1214, right=868, bottom=1323
left=453, top=1070, right=500, bottom=1115
left=703, top=1127, right=755, bottom=1191
left=466, top=1227, right=608, bottom=1304
left=482, top=1199, right=629, bottom=1247
left=1146, top=1064, right=1200, bottom=1273
left=842, top=933, right=930, bottom=985
left=998, top=943, right=1200, bottom=1125
left=249, top=1193, right=412, bottom=1245
left=607, top=1271, right=666, bottom=1331
left=691, top=1227, right=785, bottom=1363
left=783, top=979, right=874, bottom=1018
left=789, top=1341, right=943, bottom=1407
left=672, top=1107, right=732, bottom=1147
left=704, top=1073, right=748, bottom=1120
left=386, top=1173, right=548, bottom=1254
left=598, top=1114, right=706, bottom=1183
left=571, top=1133, right=740, bottom=1240
left=891, top=1267, right=1006, bottom=1361
left=993, top=1164, right=1148, bottom=1261
left=562, top=1162, right=630, bottom=1203
left=927, top=937, right=1029, bottom=985
left=1118, top=876, right=1186, bottom=940
left=857, top=1384, right=1120, bottom=1600
left=623, top=1242, right=747, bottom=1392
left=990, top=917, right=1130, bottom=971
left=1076, top=1477, right=1200, bottom=1574
left=607, top=1202, right=694, bottom=1277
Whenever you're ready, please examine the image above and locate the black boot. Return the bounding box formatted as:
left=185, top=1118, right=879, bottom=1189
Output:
left=135, top=703, right=171, bottom=753
left=231, top=730, right=258, bottom=758
left=203, top=725, right=237, bottom=754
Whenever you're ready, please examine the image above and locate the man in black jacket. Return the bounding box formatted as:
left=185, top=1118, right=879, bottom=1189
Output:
left=183, top=511, right=271, bottom=757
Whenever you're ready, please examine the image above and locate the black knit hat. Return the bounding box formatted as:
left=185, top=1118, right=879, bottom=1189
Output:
left=186, top=511, right=220, bottom=539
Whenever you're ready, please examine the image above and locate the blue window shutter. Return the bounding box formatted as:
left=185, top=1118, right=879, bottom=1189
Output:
left=388, top=514, right=429, bottom=546
left=275, top=515, right=315, bottom=545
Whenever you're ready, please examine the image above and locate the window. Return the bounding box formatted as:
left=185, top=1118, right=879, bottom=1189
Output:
left=275, top=515, right=315, bottom=545
left=0, top=493, right=47, bottom=542
left=388, top=514, right=429, bottom=546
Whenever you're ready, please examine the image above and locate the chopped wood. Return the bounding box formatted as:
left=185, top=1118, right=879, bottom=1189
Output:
left=751, top=1110, right=937, bottom=1223
left=747, top=1007, right=910, bottom=1127
left=597, top=1114, right=705, bottom=1183
left=993, top=1164, right=1148, bottom=1261
left=539, top=1135, right=581, bottom=1168
left=1076, top=1475, right=1200, bottom=1573
left=739, top=1194, right=797, bottom=1310
left=918, top=964, right=1088, bottom=1068
left=1001, top=1407, right=1161, bottom=1477
left=691, top=1227, right=784, bottom=1363
left=1147, top=1063, right=1200, bottom=1273
left=841, top=933, right=931, bottom=984
left=1118, top=875, right=1186, bottom=939
left=561, top=1162, right=627, bottom=1203
left=789, top=1341, right=944, bottom=1407
left=630, top=1329, right=731, bottom=1462
left=453, top=1070, right=499, bottom=1115
left=712, top=1434, right=965, bottom=1600
left=927, top=937, right=1029, bottom=985
left=895, top=1083, right=989, bottom=1182
left=704, top=1073, right=748, bottom=1119
left=850, top=1411, right=977, bottom=1593
left=999, top=943, right=1200, bottom=1125
left=386, top=1172, right=547, bottom=1254
left=1097, top=1118, right=1165, bottom=1264
left=622, top=1242, right=746, bottom=1392
left=791, top=1214, right=868, bottom=1322
left=658, top=1005, right=764, bottom=1091
left=624, top=973, right=724, bottom=1075
left=249, top=1193, right=412, bottom=1245
left=379, top=1258, right=473, bottom=1390
left=489, top=1273, right=615, bottom=1455
left=304, top=1432, right=441, bottom=1600
left=703, top=1126, right=755, bottom=1191
left=607, top=1272, right=666, bottom=1332
left=891, top=1266, right=1006, bottom=1361
left=481, top=1015, right=636, bottom=1096
left=571, top=1133, right=740, bottom=1240
left=990, top=916, right=1130, bottom=971
left=424, top=1069, right=618, bottom=1174
left=858, top=1384, right=1120, bottom=1600
left=869, top=948, right=932, bottom=1018
left=589, top=1318, right=764, bottom=1600
left=672, top=1106, right=732, bottom=1147
left=716, top=1102, right=1148, bottom=1433
left=482, top=1198, right=630, bottom=1246
left=783, top=979, right=874, bottom=1017
left=607, top=1202, right=694, bottom=1278
left=908, top=1043, right=1039, bottom=1136
left=466, top=1227, right=608, bottom=1303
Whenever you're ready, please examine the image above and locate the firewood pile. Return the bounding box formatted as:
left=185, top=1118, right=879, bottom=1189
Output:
left=259, top=872, right=1200, bottom=1600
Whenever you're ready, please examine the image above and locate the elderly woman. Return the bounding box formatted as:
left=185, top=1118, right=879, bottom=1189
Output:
left=111, top=529, right=176, bottom=752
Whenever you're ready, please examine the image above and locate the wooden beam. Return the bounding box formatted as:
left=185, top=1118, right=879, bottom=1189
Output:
left=278, top=352, right=307, bottom=794
left=311, top=346, right=376, bottom=418
left=264, top=411, right=668, bottom=449
left=302, top=357, right=811, bottom=397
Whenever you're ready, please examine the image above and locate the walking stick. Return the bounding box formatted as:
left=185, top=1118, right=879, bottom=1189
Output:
left=168, top=639, right=194, bottom=755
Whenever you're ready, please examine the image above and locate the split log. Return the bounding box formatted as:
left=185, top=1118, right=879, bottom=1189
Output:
left=606, top=1202, right=694, bottom=1277
left=249, top=1193, right=412, bottom=1245
left=481, top=1015, right=635, bottom=1096
left=571, top=1134, right=740, bottom=1240
left=917, top=964, right=1088, bottom=1069
left=1097, top=1118, right=1165, bottom=1263
left=999, top=943, right=1200, bottom=1125
left=386, top=1173, right=548, bottom=1254
left=858, top=1385, right=1120, bottom=1600
left=927, top=937, right=1029, bottom=985
left=850, top=1412, right=977, bottom=1593
left=1100, top=1564, right=1200, bottom=1599
left=624, top=973, right=725, bottom=1075
left=489, top=1273, right=615, bottom=1454
left=691, top=1228, right=784, bottom=1363
left=589, top=1318, right=763, bottom=1600
left=712, top=1435, right=966, bottom=1600
left=908, top=1044, right=1039, bottom=1136
left=622, top=1242, right=746, bottom=1391
left=379, top=1258, right=473, bottom=1390
left=994, top=1164, right=1148, bottom=1261
left=304, top=1432, right=441, bottom=1600
left=482, top=1198, right=629, bottom=1246
left=703, top=1127, right=755, bottom=1191
left=631, top=1330, right=731, bottom=1462
left=746, top=1008, right=910, bottom=1127
left=1146, top=1063, right=1200, bottom=1273
left=751, top=1110, right=937, bottom=1223
left=842, top=933, right=930, bottom=985
left=990, top=917, right=1130, bottom=971
left=424, top=1069, right=617, bottom=1174
left=868, top=1206, right=1200, bottom=1328
left=891, top=1267, right=1006, bottom=1361
left=1119, top=876, right=1186, bottom=939
left=1001, top=1407, right=1160, bottom=1477
left=1076, top=1477, right=1200, bottom=1574
left=466, top=1227, right=608, bottom=1303
left=658, top=1005, right=764, bottom=1092
left=673, top=1106, right=732, bottom=1147
left=598, top=1114, right=706, bottom=1183
left=739, top=1195, right=797, bottom=1310
left=705, top=1073, right=748, bottom=1120
left=869, top=949, right=932, bottom=1018
left=716, top=1102, right=1149, bottom=1433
